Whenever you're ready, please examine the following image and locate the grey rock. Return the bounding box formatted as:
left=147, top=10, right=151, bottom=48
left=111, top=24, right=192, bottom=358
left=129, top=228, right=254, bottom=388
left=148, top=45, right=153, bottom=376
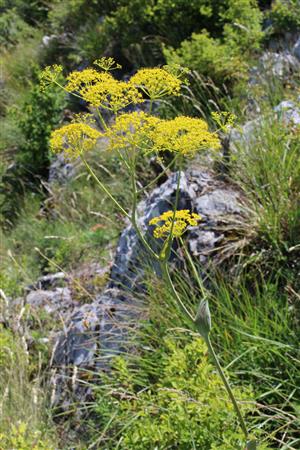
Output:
left=293, top=37, right=300, bottom=61
left=274, top=99, right=300, bottom=125
left=42, top=34, right=58, bottom=47
left=27, top=272, right=66, bottom=291
left=26, top=287, right=77, bottom=319
left=230, top=98, right=300, bottom=152
left=229, top=117, right=262, bottom=151
left=49, top=153, right=78, bottom=184
left=249, top=51, right=300, bottom=87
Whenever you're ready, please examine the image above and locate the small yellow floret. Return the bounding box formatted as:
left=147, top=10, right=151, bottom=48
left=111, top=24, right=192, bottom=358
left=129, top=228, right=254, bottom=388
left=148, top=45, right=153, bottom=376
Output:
left=149, top=210, right=201, bottom=239
left=130, top=68, right=182, bottom=99
left=49, top=123, right=101, bottom=159
left=103, top=111, right=161, bottom=152
left=150, top=116, right=221, bottom=155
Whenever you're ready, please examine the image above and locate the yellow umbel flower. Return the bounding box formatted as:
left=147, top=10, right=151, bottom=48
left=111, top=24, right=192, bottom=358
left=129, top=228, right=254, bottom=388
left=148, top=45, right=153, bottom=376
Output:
left=66, top=68, right=143, bottom=112
left=65, top=69, right=113, bottom=93
left=49, top=123, right=101, bottom=159
left=93, top=57, right=122, bottom=71
left=102, top=111, right=161, bottom=153
left=39, top=64, right=63, bottom=90
left=149, top=210, right=201, bottom=239
left=150, top=116, right=221, bottom=155
left=130, top=67, right=182, bottom=99
left=81, top=79, right=143, bottom=112
left=211, top=111, right=236, bottom=132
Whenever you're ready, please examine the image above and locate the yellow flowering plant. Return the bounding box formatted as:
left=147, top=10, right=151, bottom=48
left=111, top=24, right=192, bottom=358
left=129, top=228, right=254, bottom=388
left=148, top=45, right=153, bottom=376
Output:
left=149, top=210, right=201, bottom=239
left=49, top=123, right=101, bottom=159
left=150, top=116, right=221, bottom=155
left=99, top=111, right=161, bottom=160
left=44, top=57, right=257, bottom=450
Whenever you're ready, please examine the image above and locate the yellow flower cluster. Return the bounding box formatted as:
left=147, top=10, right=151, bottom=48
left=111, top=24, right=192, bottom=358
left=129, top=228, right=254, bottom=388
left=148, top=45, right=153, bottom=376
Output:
left=66, top=69, right=142, bottom=112
left=49, top=123, right=101, bottom=158
left=83, top=79, right=143, bottom=111
left=93, top=57, right=122, bottom=71
left=130, top=68, right=182, bottom=99
left=39, top=64, right=63, bottom=90
left=150, top=116, right=221, bottom=155
left=102, top=111, right=160, bottom=152
left=211, top=111, right=236, bottom=132
left=65, top=68, right=108, bottom=92
left=149, top=210, right=201, bottom=239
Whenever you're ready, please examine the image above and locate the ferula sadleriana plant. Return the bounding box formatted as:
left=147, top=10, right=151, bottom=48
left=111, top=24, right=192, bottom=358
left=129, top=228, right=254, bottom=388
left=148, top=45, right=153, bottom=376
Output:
left=43, top=57, right=256, bottom=449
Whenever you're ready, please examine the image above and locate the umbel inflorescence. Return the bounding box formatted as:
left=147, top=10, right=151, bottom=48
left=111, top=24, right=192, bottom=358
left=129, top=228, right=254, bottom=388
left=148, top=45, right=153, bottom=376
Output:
left=42, top=57, right=221, bottom=159
left=149, top=210, right=202, bottom=239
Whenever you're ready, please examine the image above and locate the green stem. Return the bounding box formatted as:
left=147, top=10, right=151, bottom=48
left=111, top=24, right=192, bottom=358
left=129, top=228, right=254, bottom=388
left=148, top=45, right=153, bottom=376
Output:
left=179, top=237, right=206, bottom=298
left=97, top=110, right=108, bottom=131
left=161, top=166, right=182, bottom=262
left=130, top=161, right=159, bottom=261
left=81, top=156, right=130, bottom=219
left=149, top=98, right=153, bottom=114
left=160, top=261, right=194, bottom=322
left=204, top=334, right=249, bottom=441
left=137, top=156, right=178, bottom=194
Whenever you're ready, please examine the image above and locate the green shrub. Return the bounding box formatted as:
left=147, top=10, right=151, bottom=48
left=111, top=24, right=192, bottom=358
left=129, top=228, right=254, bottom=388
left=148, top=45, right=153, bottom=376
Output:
left=268, top=0, right=300, bottom=35
left=93, top=337, right=261, bottom=449
left=0, top=8, right=33, bottom=48
left=16, top=78, right=66, bottom=174
left=164, top=0, right=263, bottom=87
left=163, top=32, right=245, bottom=86
left=49, top=0, right=263, bottom=69
left=0, top=75, right=66, bottom=224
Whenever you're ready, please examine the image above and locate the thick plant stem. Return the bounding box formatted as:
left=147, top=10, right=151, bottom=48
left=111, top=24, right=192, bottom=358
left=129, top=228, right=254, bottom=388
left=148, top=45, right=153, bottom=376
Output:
left=81, top=156, right=130, bottom=218
left=204, top=334, right=250, bottom=444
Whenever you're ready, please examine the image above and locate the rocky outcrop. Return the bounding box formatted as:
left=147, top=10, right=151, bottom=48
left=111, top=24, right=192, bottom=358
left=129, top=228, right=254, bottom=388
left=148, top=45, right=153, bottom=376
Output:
left=230, top=96, right=300, bottom=151
left=293, top=36, right=300, bottom=61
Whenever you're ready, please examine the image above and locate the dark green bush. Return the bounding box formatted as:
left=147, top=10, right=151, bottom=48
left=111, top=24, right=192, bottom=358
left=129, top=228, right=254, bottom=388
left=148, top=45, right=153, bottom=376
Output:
left=0, top=0, right=52, bottom=26
left=48, top=0, right=263, bottom=70
left=0, top=9, right=33, bottom=48
left=16, top=81, right=65, bottom=175
left=164, top=0, right=263, bottom=87
left=0, top=76, right=66, bottom=224
left=267, top=0, right=300, bottom=34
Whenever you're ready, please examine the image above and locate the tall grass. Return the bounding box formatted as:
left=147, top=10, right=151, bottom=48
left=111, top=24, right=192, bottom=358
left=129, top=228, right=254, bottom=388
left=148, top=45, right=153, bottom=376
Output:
left=229, top=112, right=300, bottom=283
left=0, top=300, right=58, bottom=449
